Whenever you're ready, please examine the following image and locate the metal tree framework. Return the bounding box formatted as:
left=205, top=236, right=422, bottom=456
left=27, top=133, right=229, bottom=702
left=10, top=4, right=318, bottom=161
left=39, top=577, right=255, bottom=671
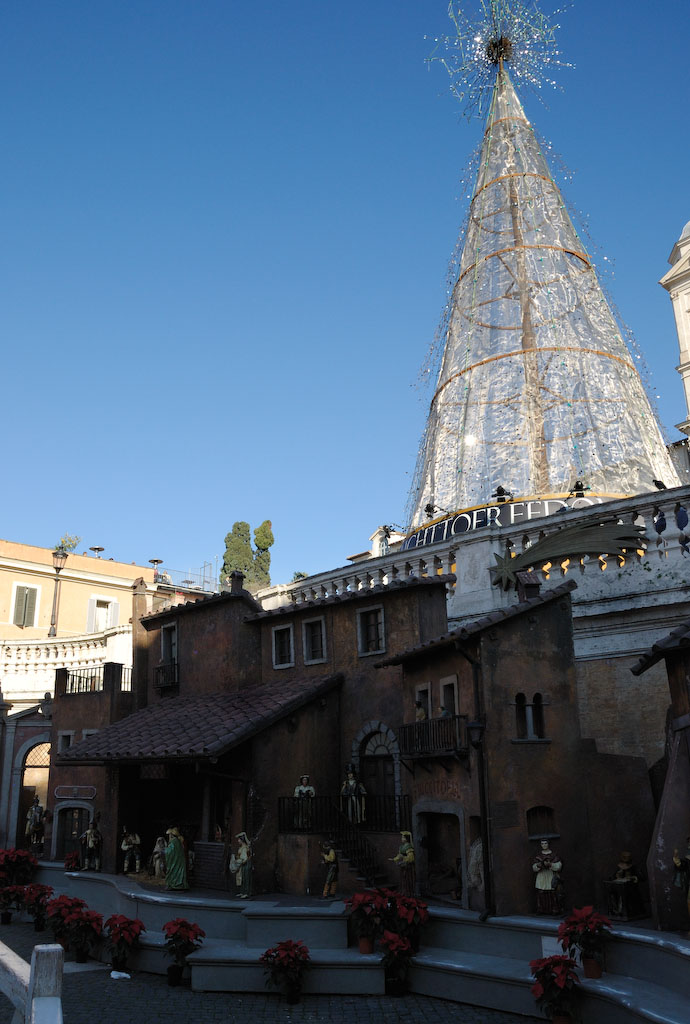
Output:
left=407, top=28, right=678, bottom=530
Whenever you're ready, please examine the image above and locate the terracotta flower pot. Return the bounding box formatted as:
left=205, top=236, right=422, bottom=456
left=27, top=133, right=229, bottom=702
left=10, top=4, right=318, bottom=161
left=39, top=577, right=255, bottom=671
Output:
left=358, top=936, right=374, bottom=954
left=582, top=956, right=603, bottom=978
left=551, top=1015, right=572, bottom=1024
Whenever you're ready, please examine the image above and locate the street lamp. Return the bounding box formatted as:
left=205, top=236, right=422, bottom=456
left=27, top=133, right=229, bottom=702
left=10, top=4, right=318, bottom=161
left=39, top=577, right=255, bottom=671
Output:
left=48, top=548, right=68, bottom=638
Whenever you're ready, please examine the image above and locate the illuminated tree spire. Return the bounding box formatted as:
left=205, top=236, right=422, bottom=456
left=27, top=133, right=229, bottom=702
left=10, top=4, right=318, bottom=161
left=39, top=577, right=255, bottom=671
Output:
left=407, top=4, right=678, bottom=529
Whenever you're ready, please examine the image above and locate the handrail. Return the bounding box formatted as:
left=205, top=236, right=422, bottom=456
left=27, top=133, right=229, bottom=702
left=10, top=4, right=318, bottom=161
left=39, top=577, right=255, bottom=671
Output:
left=397, top=715, right=469, bottom=757
left=0, top=942, right=63, bottom=1024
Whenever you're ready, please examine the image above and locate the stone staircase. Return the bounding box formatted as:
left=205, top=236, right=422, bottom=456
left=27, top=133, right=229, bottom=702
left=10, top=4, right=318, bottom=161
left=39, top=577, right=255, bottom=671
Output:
left=37, top=865, right=690, bottom=1020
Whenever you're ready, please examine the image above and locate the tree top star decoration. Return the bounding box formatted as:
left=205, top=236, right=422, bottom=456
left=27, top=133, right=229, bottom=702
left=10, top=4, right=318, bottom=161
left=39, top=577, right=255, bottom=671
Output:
left=427, top=0, right=573, bottom=117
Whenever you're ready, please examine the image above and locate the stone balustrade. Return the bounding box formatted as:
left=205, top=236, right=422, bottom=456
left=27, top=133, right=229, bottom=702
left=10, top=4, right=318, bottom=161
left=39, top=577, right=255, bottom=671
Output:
left=258, top=486, right=690, bottom=629
left=0, top=625, right=132, bottom=708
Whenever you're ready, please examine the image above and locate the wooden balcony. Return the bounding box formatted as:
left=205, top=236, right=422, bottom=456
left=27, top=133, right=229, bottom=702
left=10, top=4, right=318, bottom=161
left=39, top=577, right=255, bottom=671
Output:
left=397, top=714, right=469, bottom=759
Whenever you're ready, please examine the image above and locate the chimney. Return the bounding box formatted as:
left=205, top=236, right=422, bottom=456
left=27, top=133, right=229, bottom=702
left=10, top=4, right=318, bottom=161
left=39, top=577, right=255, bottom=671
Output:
left=516, top=571, right=541, bottom=603
left=230, top=571, right=245, bottom=595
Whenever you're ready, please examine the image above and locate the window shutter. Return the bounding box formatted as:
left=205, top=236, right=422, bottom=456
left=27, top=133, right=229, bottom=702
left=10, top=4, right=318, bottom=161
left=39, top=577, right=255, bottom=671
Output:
left=86, top=598, right=96, bottom=633
left=24, top=587, right=36, bottom=627
left=109, top=601, right=120, bottom=628
left=13, top=587, right=27, bottom=626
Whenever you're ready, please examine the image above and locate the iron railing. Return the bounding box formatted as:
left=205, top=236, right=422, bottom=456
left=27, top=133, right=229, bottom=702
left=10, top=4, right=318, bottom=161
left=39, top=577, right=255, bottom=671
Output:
left=278, top=796, right=392, bottom=886
left=65, top=667, right=104, bottom=693
left=397, top=714, right=468, bottom=757
left=120, top=667, right=132, bottom=692
left=154, top=661, right=179, bottom=689
left=278, top=795, right=410, bottom=834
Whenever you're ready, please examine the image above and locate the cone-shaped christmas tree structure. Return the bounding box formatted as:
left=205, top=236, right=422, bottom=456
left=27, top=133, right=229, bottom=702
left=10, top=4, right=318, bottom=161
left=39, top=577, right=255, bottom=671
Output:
left=407, top=64, right=679, bottom=530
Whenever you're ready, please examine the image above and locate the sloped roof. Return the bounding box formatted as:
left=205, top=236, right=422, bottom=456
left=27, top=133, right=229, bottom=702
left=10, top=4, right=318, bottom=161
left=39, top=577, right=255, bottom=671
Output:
left=57, top=673, right=342, bottom=764
left=245, top=574, right=456, bottom=622
left=630, top=620, right=690, bottom=676
left=142, top=586, right=262, bottom=628
left=379, top=580, right=577, bottom=666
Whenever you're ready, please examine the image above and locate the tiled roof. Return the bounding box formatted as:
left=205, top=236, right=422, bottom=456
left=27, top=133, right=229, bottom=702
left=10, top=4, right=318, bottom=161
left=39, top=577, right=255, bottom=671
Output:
left=245, top=574, right=457, bottom=622
left=630, top=620, right=690, bottom=676
left=57, top=673, right=342, bottom=764
left=142, top=587, right=262, bottom=627
left=378, top=579, right=577, bottom=665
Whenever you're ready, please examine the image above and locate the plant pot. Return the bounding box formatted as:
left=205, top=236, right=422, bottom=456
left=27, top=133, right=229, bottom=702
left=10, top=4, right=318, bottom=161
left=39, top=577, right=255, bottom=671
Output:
left=358, top=936, right=374, bottom=954
left=551, top=1015, right=572, bottom=1024
left=284, top=989, right=301, bottom=1005
left=582, top=956, right=603, bottom=978
left=0, top=912, right=12, bottom=925
left=73, top=948, right=89, bottom=964
left=385, top=977, right=408, bottom=996
left=111, top=955, right=128, bottom=972
left=167, top=964, right=184, bottom=987
left=33, top=919, right=46, bottom=932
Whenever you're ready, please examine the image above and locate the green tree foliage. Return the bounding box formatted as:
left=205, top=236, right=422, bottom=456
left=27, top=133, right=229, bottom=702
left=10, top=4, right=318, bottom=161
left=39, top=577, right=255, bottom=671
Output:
left=55, top=534, right=81, bottom=552
left=221, top=520, right=274, bottom=592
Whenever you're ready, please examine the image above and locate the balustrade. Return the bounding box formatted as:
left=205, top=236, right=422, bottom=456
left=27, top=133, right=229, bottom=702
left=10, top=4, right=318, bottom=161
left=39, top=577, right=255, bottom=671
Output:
left=397, top=715, right=468, bottom=757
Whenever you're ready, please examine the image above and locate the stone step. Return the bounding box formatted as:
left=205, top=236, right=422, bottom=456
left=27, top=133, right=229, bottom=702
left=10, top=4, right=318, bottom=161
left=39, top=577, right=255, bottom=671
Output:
left=412, top=946, right=690, bottom=1024
left=187, top=938, right=384, bottom=994
left=242, top=904, right=349, bottom=950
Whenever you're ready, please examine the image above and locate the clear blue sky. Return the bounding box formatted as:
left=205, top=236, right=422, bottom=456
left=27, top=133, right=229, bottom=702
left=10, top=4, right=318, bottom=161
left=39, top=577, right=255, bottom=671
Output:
left=2, top=1, right=688, bottom=585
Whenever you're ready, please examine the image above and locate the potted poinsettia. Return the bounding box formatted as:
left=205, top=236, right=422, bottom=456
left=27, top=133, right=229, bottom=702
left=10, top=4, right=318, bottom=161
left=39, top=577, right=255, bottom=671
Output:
left=46, top=894, right=87, bottom=947
left=0, top=885, right=26, bottom=924
left=0, top=848, right=38, bottom=886
left=162, top=918, right=205, bottom=986
left=380, top=929, right=414, bottom=995
left=344, top=890, right=388, bottom=952
left=23, top=884, right=53, bottom=931
left=62, top=908, right=103, bottom=962
left=64, top=851, right=81, bottom=871
left=530, top=954, right=581, bottom=1023
left=260, top=939, right=311, bottom=1004
left=385, top=891, right=429, bottom=951
left=557, top=906, right=612, bottom=978
left=104, top=914, right=146, bottom=972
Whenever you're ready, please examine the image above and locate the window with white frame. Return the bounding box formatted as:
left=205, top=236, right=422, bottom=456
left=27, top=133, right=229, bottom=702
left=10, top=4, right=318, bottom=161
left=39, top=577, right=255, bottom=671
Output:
left=357, top=606, right=385, bottom=655
left=86, top=596, right=120, bottom=633
left=303, top=618, right=326, bottom=664
left=272, top=624, right=294, bottom=668
left=12, top=584, right=39, bottom=627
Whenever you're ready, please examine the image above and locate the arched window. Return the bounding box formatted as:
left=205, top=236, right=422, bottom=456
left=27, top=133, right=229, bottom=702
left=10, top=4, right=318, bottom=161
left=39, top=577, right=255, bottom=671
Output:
left=532, top=693, right=545, bottom=738
left=515, top=693, right=527, bottom=739
left=18, top=742, right=50, bottom=847
left=514, top=693, right=547, bottom=740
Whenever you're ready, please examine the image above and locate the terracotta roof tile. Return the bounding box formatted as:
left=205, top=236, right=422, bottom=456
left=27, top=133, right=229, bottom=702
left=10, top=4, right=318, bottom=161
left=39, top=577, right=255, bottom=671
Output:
left=630, top=620, right=690, bottom=676
left=57, top=673, right=342, bottom=764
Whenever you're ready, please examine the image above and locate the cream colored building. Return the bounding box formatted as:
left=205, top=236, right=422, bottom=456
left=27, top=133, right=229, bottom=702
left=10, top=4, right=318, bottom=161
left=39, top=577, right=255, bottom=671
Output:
left=0, top=540, right=156, bottom=709
left=660, top=219, right=690, bottom=436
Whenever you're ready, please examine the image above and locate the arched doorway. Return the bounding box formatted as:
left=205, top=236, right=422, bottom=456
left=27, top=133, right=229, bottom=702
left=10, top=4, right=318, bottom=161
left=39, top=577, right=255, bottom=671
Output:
left=353, top=724, right=402, bottom=832
left=17, top=742, right=50, bottom=848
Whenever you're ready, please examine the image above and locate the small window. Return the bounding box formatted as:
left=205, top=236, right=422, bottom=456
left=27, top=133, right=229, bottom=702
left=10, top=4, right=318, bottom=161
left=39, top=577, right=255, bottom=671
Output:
left=527, top=805, right=557, bottom=839
left=272, top=625, right=294, bottom=668
left=58, top=732, right=74, bottom=752
left=86, top=597, right=120, bottom=633
left=303, top=618, right=326, bottom=664
left=515, top=692, right=546, bottom=740
left=161, top=624, right=177, bottom=664
left=357, top=607, right=385, bottom=656
left=13, top=585, right=38, bottom=627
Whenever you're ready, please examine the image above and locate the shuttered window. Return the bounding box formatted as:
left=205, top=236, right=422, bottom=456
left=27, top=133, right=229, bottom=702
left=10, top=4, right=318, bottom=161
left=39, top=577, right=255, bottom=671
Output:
left=13, top=586, right=37, bottom=627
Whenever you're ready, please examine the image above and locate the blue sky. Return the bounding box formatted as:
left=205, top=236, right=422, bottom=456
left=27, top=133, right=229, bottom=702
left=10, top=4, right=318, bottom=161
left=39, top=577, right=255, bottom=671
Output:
left=1, top=1, right=688, bottom=585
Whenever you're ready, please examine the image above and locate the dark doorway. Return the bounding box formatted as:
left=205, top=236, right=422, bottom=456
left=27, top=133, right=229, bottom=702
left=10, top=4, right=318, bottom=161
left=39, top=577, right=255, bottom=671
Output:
left=424, top=812, right=462, bottom=899
left=56, top=807, right=90, bottom=862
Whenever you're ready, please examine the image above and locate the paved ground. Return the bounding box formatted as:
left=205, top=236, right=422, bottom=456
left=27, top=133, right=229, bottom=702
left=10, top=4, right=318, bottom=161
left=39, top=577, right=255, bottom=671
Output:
left=0, top=922, right=539, bottom=1024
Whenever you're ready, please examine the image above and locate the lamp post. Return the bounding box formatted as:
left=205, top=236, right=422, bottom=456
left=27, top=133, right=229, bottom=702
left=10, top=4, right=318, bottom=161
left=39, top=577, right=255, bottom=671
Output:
left=467, top=716, right=494, bottom=921
left=48, top=548, right=68, bottom=638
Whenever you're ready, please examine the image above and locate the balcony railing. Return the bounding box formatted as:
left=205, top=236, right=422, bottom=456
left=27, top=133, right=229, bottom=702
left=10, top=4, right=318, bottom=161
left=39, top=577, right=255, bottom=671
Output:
left=278, top=794, right=410, bottom=834
left=154, top=661, right=179, bottom=690
left=65, top=666, right=104, bottom=693
left=397, top=714, right=468, bottom=757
